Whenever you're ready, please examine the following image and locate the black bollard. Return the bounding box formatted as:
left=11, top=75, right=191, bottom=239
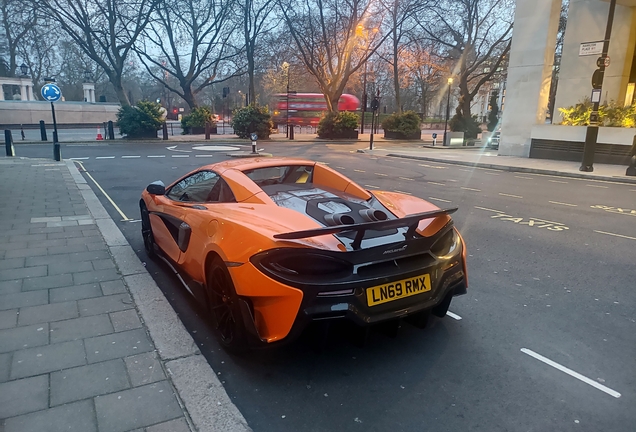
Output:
left=289, top=124, right=295, bottom=140
left=5, top=130, right=15, bottom=156
left=20, top=125, right=25, bottom=140
left=205, top=122, right=210, bottom=140
left=108, top=121, right=115, bottom=140
left=162, top=122, right=168, bottom=140
left=39, top=120, right=47, bottom=141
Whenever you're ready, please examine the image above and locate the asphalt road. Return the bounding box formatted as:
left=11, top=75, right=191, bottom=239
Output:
left=8, top=141, right=636, bottom=432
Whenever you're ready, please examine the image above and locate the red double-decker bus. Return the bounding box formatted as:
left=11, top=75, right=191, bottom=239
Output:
left=272, top=93, right=360, bottom=127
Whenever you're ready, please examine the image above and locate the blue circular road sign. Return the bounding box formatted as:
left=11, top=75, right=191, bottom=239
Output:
left=41, top=83, right=62, bottom=102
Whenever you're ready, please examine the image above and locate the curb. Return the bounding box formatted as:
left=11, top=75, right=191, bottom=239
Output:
left=64, top=159, right=252, bottom=432
left=384, top=153, right=636, bottom=185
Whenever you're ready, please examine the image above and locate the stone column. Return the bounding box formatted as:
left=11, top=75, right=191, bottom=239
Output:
left=20, top=85, right=28, bottom=101
left=554, top=0, right=636, bottom=117
left=499, top=0, right=563, bottom=156
left=0, top=85, right=4, bottom=101
left=27, top=85, right=34, bottom=101
left=83, top=83, right=96, bottom=102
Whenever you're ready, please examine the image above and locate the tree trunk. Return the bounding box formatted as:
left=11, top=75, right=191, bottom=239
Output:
left=248, top=54, right=255, bottom=105
left=392, top=29, right=401, bottom=113
left=182, top=84, right=198, bottom=110
left=111, top=75, right=130, bottom=107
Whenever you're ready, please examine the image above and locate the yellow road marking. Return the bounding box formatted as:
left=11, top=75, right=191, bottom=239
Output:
left=73, top=161, right=131, bottom=221
left=549, top=201, right=578, bottom=207
left=499, top=193, right=523, bottom=199
left=594, top=230, right=636, bottom=241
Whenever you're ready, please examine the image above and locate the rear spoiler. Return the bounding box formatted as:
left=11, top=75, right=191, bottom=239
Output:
left=274, top=208, right=458, bottom=250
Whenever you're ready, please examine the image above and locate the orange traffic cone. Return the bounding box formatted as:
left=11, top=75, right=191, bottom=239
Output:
left=96, top=127, right=104, bottom=140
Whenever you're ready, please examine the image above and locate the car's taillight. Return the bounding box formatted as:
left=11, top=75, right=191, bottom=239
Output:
left=253, top=250, right=353, bottom=279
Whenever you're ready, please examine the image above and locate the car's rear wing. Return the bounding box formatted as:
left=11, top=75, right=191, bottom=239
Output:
left=274, top=208, right=458, bottom=250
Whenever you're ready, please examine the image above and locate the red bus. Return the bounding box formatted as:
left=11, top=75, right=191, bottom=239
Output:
left=272, top=93, right=360, bottom=127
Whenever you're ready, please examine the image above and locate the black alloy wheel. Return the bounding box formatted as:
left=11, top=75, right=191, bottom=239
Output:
left=140, top=202, right=157, bottom=259
left=206, top=258, right=248, bottom=353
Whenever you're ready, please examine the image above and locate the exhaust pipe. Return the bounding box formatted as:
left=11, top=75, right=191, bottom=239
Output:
left=359, top=209, right=388, bottom=222
left=324, top=213, right=355, bottom=226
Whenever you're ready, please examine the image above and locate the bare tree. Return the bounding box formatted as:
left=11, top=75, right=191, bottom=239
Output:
left=419, top=0, right=513, bottom=129
left=1, top=0, right=37, bottom=77
left=278, top=0, right=389, bottom=112
left=40, top=0, right=159, bottom=106
left=136, top=0, right=240, bottom=109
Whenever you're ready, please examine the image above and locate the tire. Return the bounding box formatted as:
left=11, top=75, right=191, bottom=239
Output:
left=205, top=258, right=248, bottom=353
left=140, top=202, right=157, bottom=259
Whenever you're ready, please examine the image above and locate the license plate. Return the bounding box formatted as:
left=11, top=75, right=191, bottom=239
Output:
left=366, top=274, right=431, bottom=307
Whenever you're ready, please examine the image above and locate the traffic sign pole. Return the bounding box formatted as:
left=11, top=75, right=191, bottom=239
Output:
left=41, top=82, right=62, bottom=161
left=51, top=103, right=61, bottom=161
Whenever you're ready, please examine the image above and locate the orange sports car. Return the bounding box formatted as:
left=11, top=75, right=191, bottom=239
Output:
left=140, top=158, right=467, bottom=351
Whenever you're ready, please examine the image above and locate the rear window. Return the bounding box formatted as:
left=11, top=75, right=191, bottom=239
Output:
left=243, top=165, right=314, bottom=187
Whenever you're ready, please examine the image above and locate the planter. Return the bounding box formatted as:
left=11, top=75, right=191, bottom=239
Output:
left=445, top=131, right=465, bottom=146
left=318, top=130, right=359, bottom=139
left=126, top=129, right=158, bottom=139
left=186, top=126, right=218, bottom=135
left=384, top=130, right=422, bottom=140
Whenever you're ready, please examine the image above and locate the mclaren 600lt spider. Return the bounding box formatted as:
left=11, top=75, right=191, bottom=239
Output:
left=140, top=158, right=467, bottom=351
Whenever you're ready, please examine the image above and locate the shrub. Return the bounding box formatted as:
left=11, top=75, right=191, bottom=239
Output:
left=231, top=105, right=273, bottom=139
left=449, top=114, right=482, bottom=139
left=558, top=98, right=636, bottom=127
left=181, top=106, right=215, bottom=133
left=317, top=111, right=359, bottom=138
left=381, top=111, right=421, bottom=136
left=116, top=101, right=163, bottom=138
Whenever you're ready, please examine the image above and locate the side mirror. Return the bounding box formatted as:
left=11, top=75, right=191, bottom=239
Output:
left=146, top=180, right=165, bottom=195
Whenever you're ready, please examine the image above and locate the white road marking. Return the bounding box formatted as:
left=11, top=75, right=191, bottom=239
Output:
left=428, top=197, right=451, bottom=203
left=336, top=166, right=346, bottom=169
left=75, top=162, right=131, bottom=221
left=587, top=184, right=608, bottom=189
left=172, top=155, right=189, bottom=158
left=446, top=311, right=462, bottom=320
left=428, top=181, right=446, bottom=186
left=549, top=180, right=568, bottom=184
left=459, top=168, right=471, bottom=172
left=461, top=187, right=481, bottom=192
left=318, top=161, right=330, bottom=165
left=167, top=145, right=191, bottom=153
left=520, top=348, right=621, bottom=399
left=95, top=156, right=115, bottom=159
left=148, top=155, right=165, bottom=158
left=399, top=177, right=414, bottom=181
left=474, top=206, right=505, bottom=213
left=394, top=190, right=412, bottom=195
left=483, top=171, right=500, bottom=175
left=365, top=184, right=380, bottom=189
left=594, top=230, right=636, bottom=241
left=69, top=157, right=89, bottom=160
left=195, top=154, right=217, bottom=157
left=530, top=217, right=565, bottom=225
left=374, top=172, right=388, bottom=176
left=354, top=169, right=366, bottom=173
left=549, top=201, right=578, bottom=207
left=447, top=179, right=458, bottom=182
left=499, top=193, right=523, bottom=199
left=121, top=155, right=141, bottom=158
left=515, top=176, right=534, bottom=180
left=126, top=219, right=142, bottom=223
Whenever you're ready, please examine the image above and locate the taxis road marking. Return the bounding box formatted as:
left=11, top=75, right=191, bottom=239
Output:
left=594, top=230, right=636, bottom=241
left=428, top=197, right=451, bottom=203
left=73, top=161, right=131, bottom=221
left=590, top=205, right=636, bottom=217
left=549, top=201, right=577, bottom=207
left=446, top=311, right=462, bottom=320
left=499, top=193, right=523, bottom=199
left=521, top=348, right=621, bottom=398
left=461, top=187, right=481, bottom=192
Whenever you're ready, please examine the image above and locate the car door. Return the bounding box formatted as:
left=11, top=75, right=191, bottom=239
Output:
left=150, top=170, right=221, bottom=263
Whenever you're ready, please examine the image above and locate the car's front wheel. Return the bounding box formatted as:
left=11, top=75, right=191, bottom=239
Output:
left=205, top=258, right=248, bottom=353
left=140, top=202, right=157, bottom=259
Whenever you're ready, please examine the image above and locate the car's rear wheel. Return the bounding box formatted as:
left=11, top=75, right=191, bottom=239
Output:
left=206, top=258, right=248, bottom=353
left=140, top=202, right=157, bottom=259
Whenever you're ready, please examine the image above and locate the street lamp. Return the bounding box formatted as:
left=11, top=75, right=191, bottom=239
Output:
left=19, top=63, right=28, bottom=76
left=83, top=70, right=92, bottom=83
left=356, top=26, right=378, bottom=134
left=282, top=62, right=290, bottom=138
left=443, top=77, right=453, bottom=146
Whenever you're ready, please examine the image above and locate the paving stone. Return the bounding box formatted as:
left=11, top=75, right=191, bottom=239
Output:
left=0, top=374, right=49, bottom=418
left=94, top=381, right=182, bottom=432
left=50, top=359, right=130, bottom=406
left=47, top=220, right=79, bottom=227
left=3, top=399, right=97, bottom=432
left=27, top=238, right=68, bottom=248
left=22, top=273, right=73, bottom=291
left=78, top=219, right=96, bottom=226
left=66, top=237, right=104, bottom=248
left=87, top=242, right=108, bottom=251
left=0, top=265, right=47, bottom=281
left=145, top=417, right=191, bottom=432
left=85, top=328, right=153, bottom=364
left=51, top=315, right=114, bottom=343
left=74, top=268, right=121, bottom=285
left=124, top=352, right=165, bottom=387
left=92, top=259, right=117, bottom=271
left=101, top=280, right=128, bottom=295
left=0, top=309, right=18, bottom=329
left=4, top=247, right=48, bottom=259
left=50, top=283, right=102, bottom=303
left=79, top=293, right=134, bottom=316
left=10, top=340, right=86, bottom=379
left=0, top=241, right=27, bottom=250
left=31, top=216, right=61, bottom=223
left=48, top=244, right=87, bottom=255
left=0, top=324, right=49, bottom=353
left=62, top=215, right=92, bottom=221
left=48, top=259, right=94, bottom=276
left=0, top=291, right=47, bottom=310
left=0, top=279, right=23, bottom=295
left=110, top=309, right=142, bottom=332
left=9, top=233, right=47, bottom=243
left=29, top=226, right=64, bottom=234
left=18, top=301, right=78, bottom=326
left=0, top=352, right=11, bottom=382
left=0, top=257, right=25, bottom=270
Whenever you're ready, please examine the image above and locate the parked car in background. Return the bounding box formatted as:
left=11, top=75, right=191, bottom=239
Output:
left=487, top=131, right=500, bottom=149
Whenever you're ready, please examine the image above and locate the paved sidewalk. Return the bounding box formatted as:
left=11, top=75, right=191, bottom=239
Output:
left=0, top=157, right=250, bottom=432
